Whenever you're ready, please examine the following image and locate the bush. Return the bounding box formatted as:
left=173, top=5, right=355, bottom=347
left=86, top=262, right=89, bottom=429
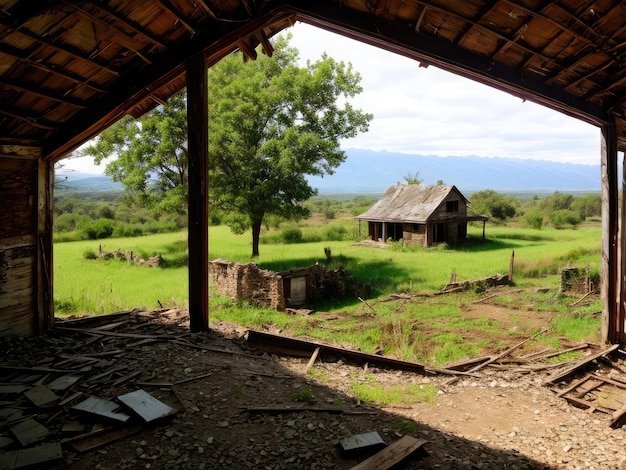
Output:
left=281, top=226, right=303, bottom=243
left=82, top=218, right=116, bottom=240
left=550, top=209, right=581, bottom=229
left=323, top=225, right=347, bottom=241
left=525, top=210, right=543, bottom=229
left=83, top=248, right=98, bottom=260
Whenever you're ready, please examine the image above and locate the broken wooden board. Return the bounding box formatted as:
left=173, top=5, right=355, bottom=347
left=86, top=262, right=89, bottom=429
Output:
left=23, top=385, right=59, bottom=407
left=69, top=425, right=142, bottom=453
left=245, top=329, right=426, bottom=374
left=349, top=435, right=428, bottom=470
left=0, top=384, right=29, bottom=394
left=338, top=432, right=386, bottom=456
left=0, top=442, right=62, bottom=470
left=544, top=344, right=620, bottom=384
left=71, top=396, right=131, bottom=423
left=46, top=375, right=81, bottom=391
left=117, top=389, right=176, bottom=423
left=610, top=406, right=626, bottom=428
left=10, top=418, right=49, bottom=446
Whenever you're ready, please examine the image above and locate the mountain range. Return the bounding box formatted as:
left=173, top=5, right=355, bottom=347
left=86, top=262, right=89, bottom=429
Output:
left=55, top=149, right=604, bottom=195
left=307, top=149, right=602, bottom=194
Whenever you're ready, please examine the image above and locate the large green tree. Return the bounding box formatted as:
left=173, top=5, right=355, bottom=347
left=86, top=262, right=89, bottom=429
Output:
left=84, top=92, right=189, bottom=219
left=84, top=34, right=371, bottom=257
left=208, top=34, right=372, bottom=256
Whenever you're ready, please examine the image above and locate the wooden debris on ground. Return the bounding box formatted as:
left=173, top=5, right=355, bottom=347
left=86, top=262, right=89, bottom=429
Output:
left=349, top=435, right=428, bottom=470
left=0, top=309, right=188, bottom=469
left=440, top=273, right=509, bottom=294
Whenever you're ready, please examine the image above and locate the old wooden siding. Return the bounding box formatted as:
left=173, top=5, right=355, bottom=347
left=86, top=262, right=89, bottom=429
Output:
left=402, top=223, right=426, bottom=246
left=0, top=157, right=37, bottom=336
left=430, top=191, right=468, bottom=222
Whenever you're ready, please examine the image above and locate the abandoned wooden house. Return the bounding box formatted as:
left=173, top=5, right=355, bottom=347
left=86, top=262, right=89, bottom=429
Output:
left=1, top=0, right=626, bottom=345
left=354, top=184, right=488, bottom=247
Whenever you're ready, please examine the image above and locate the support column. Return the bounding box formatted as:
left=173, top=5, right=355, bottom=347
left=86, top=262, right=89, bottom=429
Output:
left=186, top=53, right=209, bottom=333
left=37, top=159, right=54, bottom=334
left=601, top=116, right=620, bottom=344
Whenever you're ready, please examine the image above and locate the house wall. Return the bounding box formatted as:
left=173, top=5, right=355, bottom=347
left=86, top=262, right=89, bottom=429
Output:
left=0, top=147, right=52, bottom=337
left=402, top=223, right=427, bottom=246
left=431, top=191, right=467, bottom=221
left=210, top=259, right=285, bottom=311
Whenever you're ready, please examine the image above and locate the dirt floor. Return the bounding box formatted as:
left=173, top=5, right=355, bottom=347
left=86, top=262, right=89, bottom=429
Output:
left=2, top=292, right=626, bottom=470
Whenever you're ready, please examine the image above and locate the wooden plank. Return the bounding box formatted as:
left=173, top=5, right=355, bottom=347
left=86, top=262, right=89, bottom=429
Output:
left=46, top=375, right=81, bottom=391
left=349, top=436, right=428, bottom=470
left=245, top=330, right=426, bottom=374
left=71, top=396, right=131, bottom=423
left=0, top=442, right=62, bottom=469
left=10, top=417, right=49, bottom=446
left=69, top=425, right=142, bottom=453
left=0, top=384, right=29, bottom=394
left=544, top=344, right=620, bottom=384
left=23, top=385, right=59, bottom=407
left=117, top=389, right=176, bottom=423
left=339, top=431, right=386, bottom=455
left=611, top=407, right=626, bottom=428
left=305, top=347, right=321, bottom=372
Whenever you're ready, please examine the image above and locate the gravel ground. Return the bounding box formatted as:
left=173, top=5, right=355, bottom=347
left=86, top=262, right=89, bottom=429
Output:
left=2, top=309, right=626, bottom=470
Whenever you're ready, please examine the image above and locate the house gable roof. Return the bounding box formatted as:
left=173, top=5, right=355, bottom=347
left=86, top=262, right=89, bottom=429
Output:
left=354, top=183, right=466, bottom=224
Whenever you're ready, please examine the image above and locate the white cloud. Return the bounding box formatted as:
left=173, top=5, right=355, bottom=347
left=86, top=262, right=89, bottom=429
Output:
left=63, top=21, right=605, bottom=174
left=287, top=22, right=601, bottom=165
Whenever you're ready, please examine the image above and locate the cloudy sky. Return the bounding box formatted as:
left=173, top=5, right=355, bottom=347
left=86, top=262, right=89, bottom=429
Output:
left=65, top=21, right=604, bottom=174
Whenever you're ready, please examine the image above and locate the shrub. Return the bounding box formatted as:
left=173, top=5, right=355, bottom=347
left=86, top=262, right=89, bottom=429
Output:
left=550, top=209, right=581, bottom=229
left=83, top=248, right=98, bottom=260
left=82, top=218, right=116, bottom=240
left=281, top=226, right=303, bottom=243
left=323, top=225, right=347, bottom=241
left=525, top=210, right=543, bottom=229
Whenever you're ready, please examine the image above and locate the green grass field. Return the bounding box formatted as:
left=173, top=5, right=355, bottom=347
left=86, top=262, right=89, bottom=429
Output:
left=54, top=221, right=603, bottom=364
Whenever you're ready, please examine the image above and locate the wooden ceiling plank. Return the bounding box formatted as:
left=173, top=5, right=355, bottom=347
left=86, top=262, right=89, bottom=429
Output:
left=16, top=28, right=121, bottom=78
left=0, top=44, right=107, bottom=93
left=283, top=1, right=607, bottom=126
left=84, top=1, right=170, bottom=50
left=413, top=6, right=426, bottom=33
left=454, top=0, right=499, bottom=48
left=59, top=0, right=153, bottom=65
left=43, top=9, right=293, bottom=162
left=563, top=60, right=613, bottom=94
left=194, top=1, right=219, bottom=21
left=155, top=0, right=197, bottom=36
left=0, top=77, right=87, bottom=109
left=0, top=108, right=58, bottom=131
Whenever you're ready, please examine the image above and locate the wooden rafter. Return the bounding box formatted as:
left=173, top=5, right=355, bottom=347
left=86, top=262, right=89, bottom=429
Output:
left=0, top=77, right=87, bottom=109
left=155, top=0, right=197, bottom=36
left=0, top=44, right=107, bottom=94
left=82, top=1, right=170, bottom=50
left=0, top=107, right=58, bottom=131
left=454, top=0, right=499, bottom=48
left=15, top=28, right=121, bottom=77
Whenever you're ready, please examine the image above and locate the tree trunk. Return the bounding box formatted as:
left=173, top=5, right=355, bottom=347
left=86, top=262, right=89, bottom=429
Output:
left=251, top=218, right=262, bottom=257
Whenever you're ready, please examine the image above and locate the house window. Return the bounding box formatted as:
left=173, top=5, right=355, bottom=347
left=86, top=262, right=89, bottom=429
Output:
left=446, top=200, right=459, bottom=212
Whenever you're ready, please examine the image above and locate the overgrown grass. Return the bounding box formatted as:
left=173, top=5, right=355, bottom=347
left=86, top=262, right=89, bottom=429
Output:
left=350, top=382, right=438, bottom=405
left=54, top=221, right=603, bottom=365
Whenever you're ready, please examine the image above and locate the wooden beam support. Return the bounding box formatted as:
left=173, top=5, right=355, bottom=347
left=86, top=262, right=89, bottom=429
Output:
left=601, top=115, right=620, bottom=344
left=186, top=52, right=209, bottom=333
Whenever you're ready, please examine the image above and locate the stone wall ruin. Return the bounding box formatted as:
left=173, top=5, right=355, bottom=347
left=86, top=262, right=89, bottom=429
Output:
left=209, top=259, right=360, bottom=311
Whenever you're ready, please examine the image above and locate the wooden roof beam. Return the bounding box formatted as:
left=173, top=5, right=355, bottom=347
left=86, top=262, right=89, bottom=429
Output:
left=0, top=77, right=87, bottom=109
left=82, top=1, right=170, bottom=51
left=0, top=107, right=58, bottom=131
left=283, top=1, right=608, bottom=126
left=193, top=0, right=219, bottom=21
left=155, top=0, right=197, bottom=37
left=0, top=44, right=107, bottom=93
left=454, top=0, right=499, bottom=48
left=43, top=9, right=292, bottom=162
left=16, top=28, right=121, bottom=77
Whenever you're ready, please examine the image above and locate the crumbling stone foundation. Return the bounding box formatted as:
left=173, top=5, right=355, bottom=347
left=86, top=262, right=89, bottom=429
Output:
left=209, top=259, right=360, bottom=311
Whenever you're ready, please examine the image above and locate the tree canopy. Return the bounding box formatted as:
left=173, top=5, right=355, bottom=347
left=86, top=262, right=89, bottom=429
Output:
left=207, top=34, right=372, bottom=256
left=84, top=34, right=372, bottom=257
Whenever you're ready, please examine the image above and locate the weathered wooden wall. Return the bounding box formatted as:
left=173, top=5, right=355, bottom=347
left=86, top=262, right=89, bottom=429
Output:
left=0, top=146, right=51, bottom=337
left=0, top=155, right=36, bottom=336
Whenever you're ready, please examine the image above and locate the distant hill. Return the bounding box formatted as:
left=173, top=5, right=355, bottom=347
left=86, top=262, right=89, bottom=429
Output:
left=307, top=149, right=602, bottom=194
left=55, top=172, right=123, bottom=192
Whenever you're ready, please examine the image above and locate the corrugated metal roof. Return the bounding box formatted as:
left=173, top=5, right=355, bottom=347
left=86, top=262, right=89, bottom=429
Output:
left=354, top=183, right=466, bottom=223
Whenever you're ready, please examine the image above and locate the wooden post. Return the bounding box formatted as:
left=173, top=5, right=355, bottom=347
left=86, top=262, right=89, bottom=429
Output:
left=186, top=53, right=209, bottom=333
left=600, top=117, right=620, bottom=344
left=508, top=250, right=514, bottom=283
left=38, top=159, right=54, bottom=334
